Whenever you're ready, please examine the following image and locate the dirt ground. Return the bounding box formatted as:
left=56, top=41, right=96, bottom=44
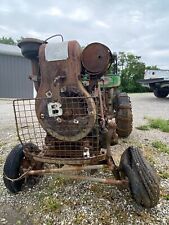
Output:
left=0, top=93, right=169, bottom=225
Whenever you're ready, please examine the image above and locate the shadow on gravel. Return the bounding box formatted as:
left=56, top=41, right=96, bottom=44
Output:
left=0, top=204, right=33, bottom=225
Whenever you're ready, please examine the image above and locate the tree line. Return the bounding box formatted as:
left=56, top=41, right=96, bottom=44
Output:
left=0, top=36, right=158, bottom=93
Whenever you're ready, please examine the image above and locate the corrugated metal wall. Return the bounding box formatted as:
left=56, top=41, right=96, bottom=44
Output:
left=0, top=54, right=33, bottom=98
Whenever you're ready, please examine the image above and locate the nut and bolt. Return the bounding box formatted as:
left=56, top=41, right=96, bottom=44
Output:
left=73, top=119, right=79, bottom=124
left=40, top=113, right=45, bottom=119
left=56, top=117, right=62, bottom=123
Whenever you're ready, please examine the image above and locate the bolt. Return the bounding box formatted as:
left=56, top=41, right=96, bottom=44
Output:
left=46, top=91, right=52, bottom=98
left=40, top=113, right=45, bottom=119
left=73, top=119, right=79, bottom=124
left=56, top=117, right=62, bottom=123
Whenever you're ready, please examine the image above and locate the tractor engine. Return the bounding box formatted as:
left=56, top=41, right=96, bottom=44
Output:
left=18, top=35, right=118, bottom=159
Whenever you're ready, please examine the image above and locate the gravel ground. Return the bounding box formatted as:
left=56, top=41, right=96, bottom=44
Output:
left=0, top=93, right=169, bottom=225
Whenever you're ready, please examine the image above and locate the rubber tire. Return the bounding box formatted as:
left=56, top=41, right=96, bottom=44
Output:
left=114, top=92, right=133, bottom=138
left=3, top=144, right=24, bottom=193
left=154, top=88, right=168, bottom=98
left=119, top=147, right=160, bottom=208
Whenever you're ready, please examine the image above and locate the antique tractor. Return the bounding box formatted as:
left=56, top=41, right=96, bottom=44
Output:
left=3, top=35, right=159, bottom=208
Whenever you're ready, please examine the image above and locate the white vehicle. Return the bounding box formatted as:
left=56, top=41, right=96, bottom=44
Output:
left=139, top=69, right=169, bottom=98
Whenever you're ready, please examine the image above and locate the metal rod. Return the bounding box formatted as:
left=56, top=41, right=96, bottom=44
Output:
left=4, top=164, right=128, bottom=186
left=45, top=34, right=64, bottom=42
left=13, top=100, right=23, bottom=145
left=98, top=83, right=105, bottom=122
left=59, top=175, right=128, bottom=186
left=27, top=164, right=106, bottom=176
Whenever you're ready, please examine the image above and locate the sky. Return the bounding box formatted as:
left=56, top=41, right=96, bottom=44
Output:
left=0, top=0, right=169, bottom=68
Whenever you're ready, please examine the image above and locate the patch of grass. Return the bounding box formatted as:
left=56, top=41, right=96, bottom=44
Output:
left=152, top=140, right=169, bottom=154
left=90, top=184, right=104, bottom=196
left=140, top=117, right=169, bottom=133
left=53, top=176, right=75, bottom=186
left=73, top=212, right=86, bottom=224
left=97, top=210, right=111, bottom=225
left=163, top=194, right=169, bottom=200
left=159, top=171, right=169, bottom=179
left=148, top=118, right=169, bottom=133
left=37, top=175, right=76, bottom=213
left=0, top=156, right=4, bottom=164
left=0, top=141, right=5, bottom=148
left=46, top=220, right=54, bottom=225
left=164, top=194, right=169, bottom=200
left=145, top=154, right=156, bottom=166
left=42, top=196, right=62, bottom=212
left=136, top=125, right=150, bottom=131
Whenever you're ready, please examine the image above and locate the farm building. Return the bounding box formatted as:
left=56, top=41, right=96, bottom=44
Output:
left=0, top=43, right=33, bottom=98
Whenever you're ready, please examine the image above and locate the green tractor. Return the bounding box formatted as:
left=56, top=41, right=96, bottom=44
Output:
left=82, top=51, right=133, bottom=139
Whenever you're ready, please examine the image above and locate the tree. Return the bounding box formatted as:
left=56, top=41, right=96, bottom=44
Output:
left=16, top=36, right=24, bottom=44
left=145, top=65, right=159, bottom=70
left=118, top=52, right=148, bottom=93
left=0, top=36, right=16, bottom=45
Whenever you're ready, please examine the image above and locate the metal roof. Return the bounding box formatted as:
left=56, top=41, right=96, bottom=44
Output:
left=0, top=43, right=22, bottom=57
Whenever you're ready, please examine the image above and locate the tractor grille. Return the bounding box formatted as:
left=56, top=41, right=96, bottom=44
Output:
left=13, top=97, right=100, bottom=159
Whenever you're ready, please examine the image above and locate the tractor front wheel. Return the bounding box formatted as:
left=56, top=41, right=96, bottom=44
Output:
left=3, top=143, right=43, bottom=193
left=119, top=146, right=160, bottom=208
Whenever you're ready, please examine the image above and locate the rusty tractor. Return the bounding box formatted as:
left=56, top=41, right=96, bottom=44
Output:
left=3, top=35, right=159, bottom=208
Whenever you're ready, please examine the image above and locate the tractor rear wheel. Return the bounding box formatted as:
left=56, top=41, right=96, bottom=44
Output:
left=114, top=92, right=132, bottom=138
left=119, top=146, right=160, bottom=208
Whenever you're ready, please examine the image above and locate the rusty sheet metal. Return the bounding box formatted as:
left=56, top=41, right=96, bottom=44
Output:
left=81, top=42, right=112, bottom=75
left=35, top=41, right=97, bottom=142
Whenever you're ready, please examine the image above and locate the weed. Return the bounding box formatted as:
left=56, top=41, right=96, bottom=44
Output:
left=73, top=212, right=86, bottom=224
left=46, top=219, right=54, bottom=225
left=159, top=171, right=169, bottom=179
left=161, top=193, right=169, bottom=200
left=148, top=118, right=169, bottom=133
left=145, top=154, right=156, bottom=166
left=42, top=196, right=62, bottom=212
left=0, top=156, right=4, bottom=164
left=152, top=140, right=169, bottom=154
left=53, top=176, right=74, bottom=186
left=90, top=184, right=103, bottom=195
left=0, top=141, right=5, bottom=148
left=139, top=117, right=169, bottom=133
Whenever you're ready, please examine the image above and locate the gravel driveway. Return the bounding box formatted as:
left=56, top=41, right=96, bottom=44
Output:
left=0, top=93, right=169, bottom=225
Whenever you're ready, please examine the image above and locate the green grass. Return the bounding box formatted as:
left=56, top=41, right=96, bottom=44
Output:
left=159, top=171, right=169, bottom=179
left=152, top=140, right=169, bottom=154
left=161, top=194, right=169, bottom=200
left=137, top=117, right=169, bottom=133
left=164, top=195, right=169, bottom=200
left=149, top=118, right=169, bottom=132
left=42, top=196, right=62, bottom=212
